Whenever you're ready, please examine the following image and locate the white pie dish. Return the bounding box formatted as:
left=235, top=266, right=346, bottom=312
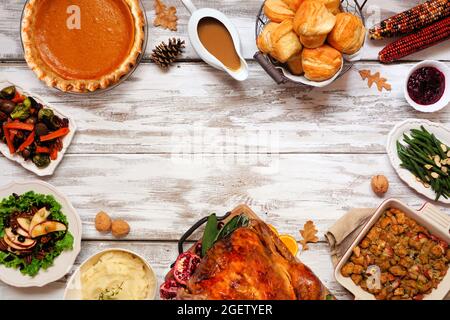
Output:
left=335, top=198, right=450, bottom=300
left=387, top=119, right=450, bottom=204
left=0, top=80, right=76, bottom=176
left=64, top=248, right=158, bottom=300
left=0, top=180, right=82, bottom=287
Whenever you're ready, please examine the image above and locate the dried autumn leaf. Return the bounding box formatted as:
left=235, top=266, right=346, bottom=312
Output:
left=299, top=220, right=319, bottom=251
left=359, top=69, right=391, bottom=92
left=154, top=0, right=178, bottom=31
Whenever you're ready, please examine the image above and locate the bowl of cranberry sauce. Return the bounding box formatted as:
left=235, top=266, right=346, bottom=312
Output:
left=404, top=60, right=450, bottom=113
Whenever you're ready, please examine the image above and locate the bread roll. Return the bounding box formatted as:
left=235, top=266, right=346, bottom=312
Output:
left=270, top=20, right=302, bottom=62
left=264, top=0, right=295, bottom=23
left=293, top=1, right=336, bottom=37
left=316, top=0, right=340, bottom=14
left=300, top=34, right=327, bottom=48
left=302, top=44, right=342, bottom=81
left=328, top=13, right=366, bottom=54
left=287, top=54, right=303, bottom=75
left=282, top=0, right=304, bottom=11
left=257, top=22, right=279, bottom=53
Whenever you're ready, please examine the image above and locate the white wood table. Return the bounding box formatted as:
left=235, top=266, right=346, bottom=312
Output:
left=0, top=0, right=449, bottom=300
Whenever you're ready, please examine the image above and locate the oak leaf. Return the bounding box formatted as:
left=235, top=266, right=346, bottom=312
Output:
left=154, top=0, right=178, bottom=31
left=299, top=220, right=319, bottom=251
left=359, top=69, right=391, bottom=92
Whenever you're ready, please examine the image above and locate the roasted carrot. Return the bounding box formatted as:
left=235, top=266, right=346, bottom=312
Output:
left=50, top=146, right=58, bottom=160
left=11, top=91, right=25, bottom=103
left=40, top=127, right=70, bottom=142
left=36, top=146, right=50, bottom=154
left=2, top=124, right=15, bottom=154
left=17, top=131, right=35, bottom=152
left=4, top=122, right=34, bottom=131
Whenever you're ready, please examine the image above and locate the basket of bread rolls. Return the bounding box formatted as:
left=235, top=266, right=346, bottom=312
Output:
left=255, top=0, right=367, bottom=87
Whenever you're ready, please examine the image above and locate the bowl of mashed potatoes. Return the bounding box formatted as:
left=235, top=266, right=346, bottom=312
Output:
left=64, top=248, right=157, bottom=300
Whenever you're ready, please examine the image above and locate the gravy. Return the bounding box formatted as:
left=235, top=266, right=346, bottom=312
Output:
left=197, top=17, right=241, bottom=71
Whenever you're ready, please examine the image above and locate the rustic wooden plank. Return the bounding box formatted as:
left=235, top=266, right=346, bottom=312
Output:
left=2, top=61, right=450, bottom=155
left=0, top=240, right=352, bottom=300
left=1, top=153, right=448, bottom=241
left=0, top=0, right=449, bottom=61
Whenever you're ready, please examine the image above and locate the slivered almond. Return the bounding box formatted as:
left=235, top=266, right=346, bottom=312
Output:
left=431, top=172, right=440, bottom=179
left=424, top=164, right=433, bottom=170
left=434, top=156, right=442, bottom=168
left=441, top=144, right=447, bottom=152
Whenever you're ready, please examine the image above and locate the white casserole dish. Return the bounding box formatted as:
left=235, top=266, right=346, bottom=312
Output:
left=335, top=198, right=450, bottom=300
left=0, top=80, right=76, bottom=176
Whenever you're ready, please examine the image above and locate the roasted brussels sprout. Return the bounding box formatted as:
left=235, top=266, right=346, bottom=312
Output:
left=10, top=103, right=31, bottom=120
left=23, top=98, right=32, bottom=108
left=28, top=97, right=38, bottom=108
left=0, top=99, right=16, bottom=114
left=38, top=108, right=54, bottom=123
left=32, top=154, right=51, bottom=168
left=0, top=86, right=16, bottom=100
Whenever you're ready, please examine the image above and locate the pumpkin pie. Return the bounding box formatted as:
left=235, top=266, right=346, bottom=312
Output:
left=21, top=0, right=146, bottom=93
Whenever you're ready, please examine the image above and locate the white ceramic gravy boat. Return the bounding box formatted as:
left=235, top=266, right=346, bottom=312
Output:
left=181, top=0, right=249, bottom=81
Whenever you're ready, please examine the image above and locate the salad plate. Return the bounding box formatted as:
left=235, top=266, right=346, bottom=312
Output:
left=0, top=80, right=76, bottom=176
left=0, top=180, right=82, bottom=287
left=387, top=119, right=450, bottom=204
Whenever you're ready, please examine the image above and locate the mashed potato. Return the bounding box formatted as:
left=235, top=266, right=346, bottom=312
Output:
left=81, top=251, right=152, bottom=300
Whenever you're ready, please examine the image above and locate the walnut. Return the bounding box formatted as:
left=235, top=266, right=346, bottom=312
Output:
left=111, top=219, right=130, bottom=238
left=95, top=211, right=112, bottom=232
left=371, top=175, right=389, bottom=196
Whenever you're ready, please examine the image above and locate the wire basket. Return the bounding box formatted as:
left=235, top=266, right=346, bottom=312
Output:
left=254, top=0, right=368, bottom=86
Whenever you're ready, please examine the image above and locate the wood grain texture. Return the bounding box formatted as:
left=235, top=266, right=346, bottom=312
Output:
left=0, top=240, right=352, bottom=300
left=0, top=0, right=449, bottom=61
left=1, top=153, right=448, bottom=241
left=2, top=62, right=450, bottom=155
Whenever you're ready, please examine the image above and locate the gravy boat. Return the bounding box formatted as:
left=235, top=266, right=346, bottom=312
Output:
left=182, top=0, right=249, bottom=81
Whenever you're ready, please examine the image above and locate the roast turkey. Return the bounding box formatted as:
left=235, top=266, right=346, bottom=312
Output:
left=177, top=218, right=331, bottom=300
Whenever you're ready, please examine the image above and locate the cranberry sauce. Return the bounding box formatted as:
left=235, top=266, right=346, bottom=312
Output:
left=407, top=67, right=445, bottom=106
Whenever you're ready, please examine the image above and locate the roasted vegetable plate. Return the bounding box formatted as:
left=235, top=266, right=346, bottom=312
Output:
left=0, top=81, right=76, bottom=176
left=0, top=181, right=81, bottom=287
left=160, top=204, right=334, bottom=300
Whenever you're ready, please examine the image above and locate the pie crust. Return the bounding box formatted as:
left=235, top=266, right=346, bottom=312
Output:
left=21, top=0, right=146, bottom=93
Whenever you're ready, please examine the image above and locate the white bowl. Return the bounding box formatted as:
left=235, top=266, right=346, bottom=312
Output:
left=0, top=80, right=76, bottom=176
left=387, top=119, right=450, bottom=204
left=0, top=181, right=82, bottom=287
left=64, top=248, right=158, bottom=300
left=404, top=60, right=450, bottom=113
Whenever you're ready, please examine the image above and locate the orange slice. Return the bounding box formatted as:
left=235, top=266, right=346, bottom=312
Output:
left=279, top=235, right=298, bottom=256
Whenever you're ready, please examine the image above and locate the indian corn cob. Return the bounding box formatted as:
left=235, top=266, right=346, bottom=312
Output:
left=379, top=16, right=450, bottom=63
left=369, top=0, right=450, bottom=40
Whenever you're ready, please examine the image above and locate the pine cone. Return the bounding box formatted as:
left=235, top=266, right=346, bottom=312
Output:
left=151, top=38, right=185, bottom=69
